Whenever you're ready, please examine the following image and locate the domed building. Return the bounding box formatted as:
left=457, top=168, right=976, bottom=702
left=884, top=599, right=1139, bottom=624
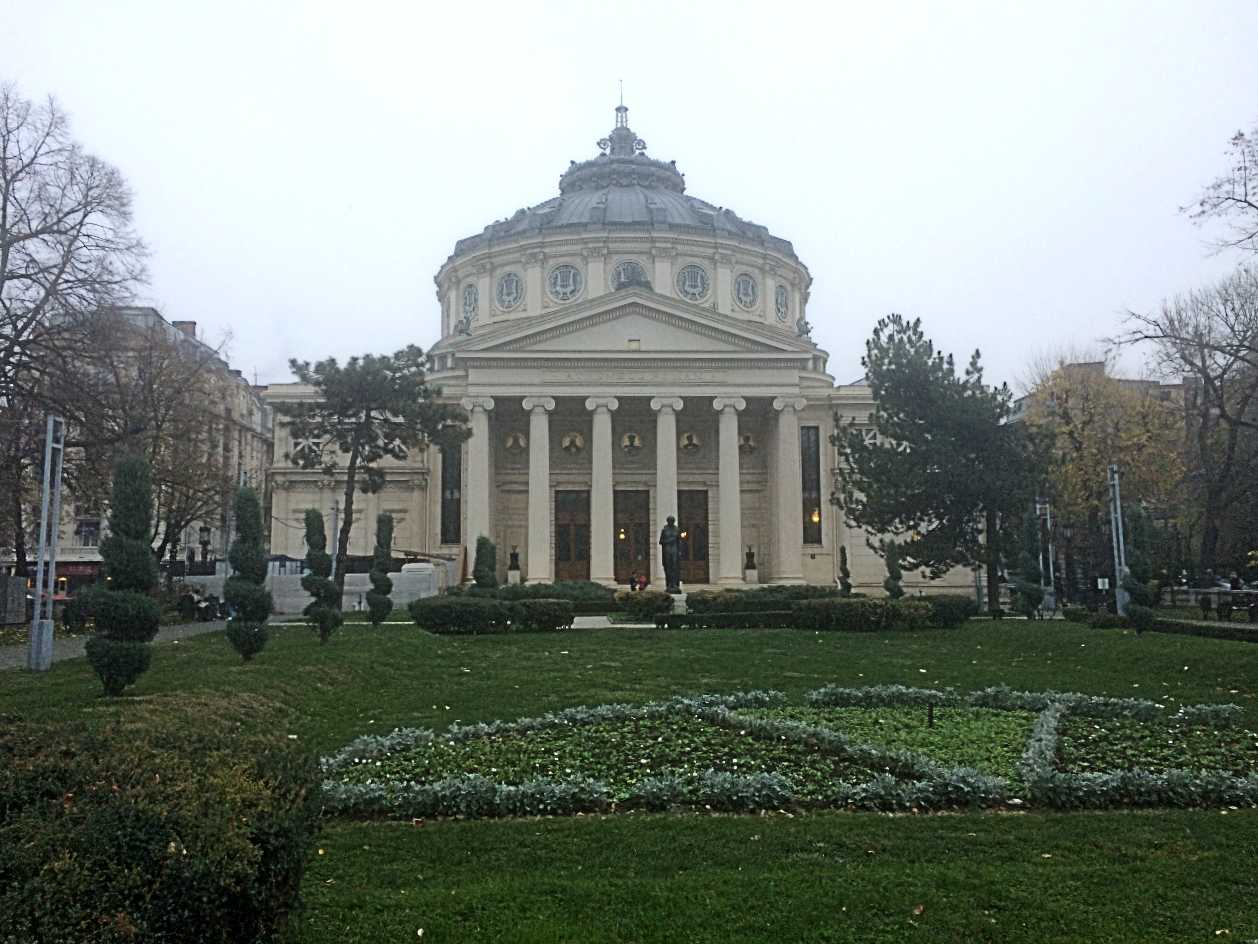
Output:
left=268, top=105, right=957, bottom=595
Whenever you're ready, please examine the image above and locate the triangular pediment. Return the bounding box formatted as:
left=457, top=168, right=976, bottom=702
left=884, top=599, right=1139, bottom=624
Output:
left=450, top=289, right=816, bottom=358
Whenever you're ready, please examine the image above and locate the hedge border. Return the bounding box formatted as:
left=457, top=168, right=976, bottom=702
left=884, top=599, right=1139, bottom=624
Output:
left=321, top=685, right=1251, bottom=819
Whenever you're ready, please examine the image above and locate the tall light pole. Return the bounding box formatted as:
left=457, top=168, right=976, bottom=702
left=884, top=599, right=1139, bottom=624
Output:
left=1036, top=497, right=1056, bottom=613
left=1108, top=464, right=1129, bottom=617
left=29, top=416, right=66, bottom=671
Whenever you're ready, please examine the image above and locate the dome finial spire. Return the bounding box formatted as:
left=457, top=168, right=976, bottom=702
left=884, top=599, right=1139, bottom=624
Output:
left=599, top=88, right=646, bottom=158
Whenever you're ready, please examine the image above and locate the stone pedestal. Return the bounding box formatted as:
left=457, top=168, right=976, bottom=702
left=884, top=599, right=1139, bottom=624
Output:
left=743, top=569, right=759, bottom=585
left=507, top=570, right=522, bottom=585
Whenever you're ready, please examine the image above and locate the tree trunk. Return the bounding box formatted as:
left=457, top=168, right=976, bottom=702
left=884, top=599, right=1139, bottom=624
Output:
left=1198, top=490, right=1223, bottom=577
left=10, top=477, right=28, bottom=577
left=984, top=507, right=1001, bottom=613
left=333, top=444, right=361, bottom=606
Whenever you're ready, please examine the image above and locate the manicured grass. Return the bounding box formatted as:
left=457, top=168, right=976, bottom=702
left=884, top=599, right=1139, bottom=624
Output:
left=299, top=811, right=1258, bottom=943
left=737, top=705, right=1036, bottom=782
left=6, top=620, right=1258, bottom=941
left=1058, top=715, right=1258, bottom=775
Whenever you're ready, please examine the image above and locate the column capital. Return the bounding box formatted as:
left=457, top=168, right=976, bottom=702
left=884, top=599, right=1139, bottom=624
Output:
left=650, top=396, right=684, bottom=413
left=712, top=396, right=746, bottom=413
left=522, top=396, right=556, bottom=413
left=460, top=396, right=495, bottom=413
left=584, top=396, right=620, bottom=413
left=772, top=396, right=807, bottom=413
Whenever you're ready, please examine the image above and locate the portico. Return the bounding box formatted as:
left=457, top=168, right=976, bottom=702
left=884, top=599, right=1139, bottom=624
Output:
left=432, top=289, right=837, bottom=587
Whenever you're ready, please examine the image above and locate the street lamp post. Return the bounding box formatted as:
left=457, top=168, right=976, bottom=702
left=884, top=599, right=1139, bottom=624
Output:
left=1036, top=497, right=1056, bottom=614
left=29, top=416, right=66, bottom=671
left=1108, top=464, right=1130, bottom=617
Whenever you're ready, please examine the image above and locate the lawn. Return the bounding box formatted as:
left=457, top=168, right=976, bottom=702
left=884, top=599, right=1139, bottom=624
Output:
left=4, top=620, right=1258, bottom=942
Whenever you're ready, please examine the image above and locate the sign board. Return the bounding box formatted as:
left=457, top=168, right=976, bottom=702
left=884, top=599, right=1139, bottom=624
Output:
left=1096, top=577, right=1110, bottom=590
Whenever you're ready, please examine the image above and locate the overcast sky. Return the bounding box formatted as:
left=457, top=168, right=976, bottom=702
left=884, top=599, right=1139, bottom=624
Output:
left=8, top=0, right=1257, bottom=391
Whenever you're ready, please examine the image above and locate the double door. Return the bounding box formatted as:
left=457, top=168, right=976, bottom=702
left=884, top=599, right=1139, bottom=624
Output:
left=554, top=490, right=589, bottom=582
left=677, top=489, right=709, bottom=585
left=614, top=490, right=651, bottom=584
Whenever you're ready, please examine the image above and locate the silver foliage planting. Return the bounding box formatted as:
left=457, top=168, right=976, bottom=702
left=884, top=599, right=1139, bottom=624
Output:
left=321, top=685, right=1253, bottom=820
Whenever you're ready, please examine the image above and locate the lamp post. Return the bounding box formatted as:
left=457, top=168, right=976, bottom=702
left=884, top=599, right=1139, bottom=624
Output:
left=1108, top=464, right=1130, bottom=617
left=28, top=416, right=66, bottom=671
left=198, top=525, right=212, bottom=563
left=1035, top=497, right=1056, bottom=614
left=1061, top=524, right=1074, bottom=604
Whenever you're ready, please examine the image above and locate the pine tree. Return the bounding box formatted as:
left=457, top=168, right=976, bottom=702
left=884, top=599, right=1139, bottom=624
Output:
left=223, top=487, right=272, bottom=660
left=834, top=315, right=1038, bottom=612
left=365, top=513, right=394, bottom=626
left=279, top=347, right=470, bottom=606
left=84, top=455, right=160, bottom=695
left=301, top=509, right=342, bottom=644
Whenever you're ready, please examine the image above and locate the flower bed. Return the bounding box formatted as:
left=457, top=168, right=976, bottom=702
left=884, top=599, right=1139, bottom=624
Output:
left=733, top=705, right=1036, bottom=782
left=1057, top=715, right=1258, bottom=776
left=322, top=685, right=1256, bottom=820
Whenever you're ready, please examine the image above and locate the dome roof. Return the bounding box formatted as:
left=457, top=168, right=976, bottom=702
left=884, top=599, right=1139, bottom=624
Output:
left=449, top=105, right=799, bottom=261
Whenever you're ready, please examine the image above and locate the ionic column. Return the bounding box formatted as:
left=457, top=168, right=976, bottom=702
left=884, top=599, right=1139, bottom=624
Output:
left=522, top=396, right=555, bottom=584
left=459, top=397, right=495, bottom=572
left=772, top=397, right=807, bottom=584
left=713, top=396, right=747, bottom=586
left=650, top=396, right=683, bottom=587
left=585, top=396, right=619, bottom=585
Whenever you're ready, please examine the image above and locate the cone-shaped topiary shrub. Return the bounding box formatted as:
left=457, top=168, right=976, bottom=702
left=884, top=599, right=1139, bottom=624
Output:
left=365, top=513, right=394, bottom=626
left=86, top=455, right=160, bottom=695
left=838, top=545, right=853, bottom=597
left=882, top=540, right=904, bottom=599
left=473, top=535, right=498, bottom=588
left=301, top=509, right=342, bottom=643
left=224, top=487, right=273, bottom=660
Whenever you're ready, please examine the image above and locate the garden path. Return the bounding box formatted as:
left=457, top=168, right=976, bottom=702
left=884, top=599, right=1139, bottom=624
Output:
left=0, top=620, right=227, bottom=672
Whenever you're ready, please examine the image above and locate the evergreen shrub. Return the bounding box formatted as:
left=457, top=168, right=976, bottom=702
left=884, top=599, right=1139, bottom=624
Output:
left=366, top=513, right=394, bottom=626
left=510, top=599, right=575, bottom=632
left=86, top=456, right=160, bottom=695
left=82, top=637, right=152, bottom=696
left=920, top=594, right=980, bottom=628
left=0, top=721, right=321, bottom=944
left=301, top=509, right=342, bottom=644
left=614, top=588, right=674, bottom=621
left=1127, top=603, right=1157, bottom=634
left=224, top=487, right=272, bottom=661
left=409, top=596, right=513, bottom=634
left=792, top=597, right=932, bottom=631
left=473, top=536, right=498, bottom=588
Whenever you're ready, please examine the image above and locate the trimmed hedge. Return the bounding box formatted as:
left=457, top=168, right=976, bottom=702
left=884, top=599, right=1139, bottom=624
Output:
left=920, top=594, right=979, bottom=628
left=614, top=588, right=674, bottom=621
left=407, top=596, right=575, bottom=634
left=0, top=721, right=321, bottom=944
left=655, top=611, right=797, bottom=630
left=791, top=597, right=932, bottom=631
left=409, top=596, right=512, bottom=634
left=455, top=580, right=618, bottom=614
left=685, top=586, right=840, bottom=614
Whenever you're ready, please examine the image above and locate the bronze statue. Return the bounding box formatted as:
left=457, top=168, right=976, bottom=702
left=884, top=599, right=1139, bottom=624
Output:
left=659, top=515, right=682, bottom=593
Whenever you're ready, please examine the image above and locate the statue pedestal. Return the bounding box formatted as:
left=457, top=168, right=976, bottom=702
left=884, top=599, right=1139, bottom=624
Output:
left=743, top=569, right=758, bottom=585
left=507, top=570, right=521, bottom=585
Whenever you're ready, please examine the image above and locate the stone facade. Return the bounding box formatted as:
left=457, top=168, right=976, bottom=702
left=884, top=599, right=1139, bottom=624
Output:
left=265, top=106, right=973, bottom=596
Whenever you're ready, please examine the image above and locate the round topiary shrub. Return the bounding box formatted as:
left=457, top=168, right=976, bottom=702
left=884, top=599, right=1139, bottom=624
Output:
left=225, top=621, right=270, bottom=661
left=84, top=637, right=153, bottom=696
left=90, top=589, right=161, bottom=642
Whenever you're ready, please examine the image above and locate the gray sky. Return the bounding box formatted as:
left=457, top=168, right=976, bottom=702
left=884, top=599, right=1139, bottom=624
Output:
left=8, top=0, right=1257, bottom=390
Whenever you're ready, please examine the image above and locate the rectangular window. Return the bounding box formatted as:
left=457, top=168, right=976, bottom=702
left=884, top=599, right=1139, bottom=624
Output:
left=801, top=425, right=822, bottom=545
left=440, top=446, right=461, bottom=545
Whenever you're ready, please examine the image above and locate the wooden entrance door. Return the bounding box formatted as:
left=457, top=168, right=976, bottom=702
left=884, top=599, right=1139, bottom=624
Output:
left=677, top=489, right=710, bottom=585
left=613, top=490, right=651, bottom=585
left=554, top=490, right=590, bottom=581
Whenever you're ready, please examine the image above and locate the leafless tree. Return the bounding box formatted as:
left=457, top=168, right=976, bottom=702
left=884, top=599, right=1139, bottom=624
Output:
left=1118, top=266, right=1258, bottom=573
left=1185, top=121, right=1258, bottom=255
left=0, top=84, right=147, bottom=571
left=74, top=311, right=234, bottom=564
